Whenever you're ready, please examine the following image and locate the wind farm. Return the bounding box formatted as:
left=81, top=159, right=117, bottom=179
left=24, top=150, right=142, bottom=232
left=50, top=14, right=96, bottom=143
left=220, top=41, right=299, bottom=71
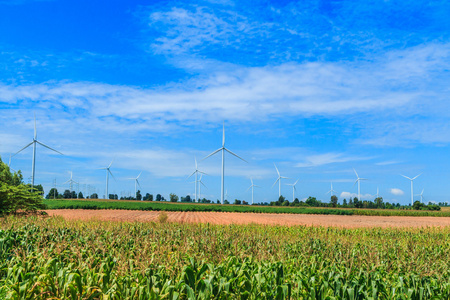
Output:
left=2, top=0, right=450, bottom=298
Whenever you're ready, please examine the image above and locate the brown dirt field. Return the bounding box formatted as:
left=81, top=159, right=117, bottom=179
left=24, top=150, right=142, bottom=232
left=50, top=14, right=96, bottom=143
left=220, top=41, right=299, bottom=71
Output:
left=45, top=209, right=450, bottom=228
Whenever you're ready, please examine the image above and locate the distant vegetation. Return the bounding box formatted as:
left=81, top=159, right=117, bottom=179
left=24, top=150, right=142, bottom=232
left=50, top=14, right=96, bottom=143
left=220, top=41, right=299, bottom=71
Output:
left=2, top=216, right=450, bottom=298
left=44, top=198, right=450, bottom=217
left=0, top=156, right=45, bottom=215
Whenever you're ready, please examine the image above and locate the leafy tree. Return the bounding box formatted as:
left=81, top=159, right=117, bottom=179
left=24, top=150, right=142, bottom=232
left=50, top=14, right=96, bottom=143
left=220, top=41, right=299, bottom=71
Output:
left=375, top=197, right=384, bottom=209
left=330, top=195, right=338, bottom=207
left=282, top=200, right=290, bottom=206
left=136, top=190, right=142, bottom=201
left=90, top=193, right=98, bottom=199
left=156, top=194, right=162, bottom=201
left=46, top=188, right=59, bottom=199
left=71, top=191, right=77, bottom=199
left=0, top=156, right=45, bottom=215
left=78, top=191, right=84, bottom=199
left=169, top=193, right=179, bottom=202
left=293, top=198, right=300, bottom=205
left=277, top=195, right=286, bottom=206
left=224, top=200, right=230, bottom=204
left=234, top=199, right=241, bottom=205
left=63, top=190, right=71, bottom=199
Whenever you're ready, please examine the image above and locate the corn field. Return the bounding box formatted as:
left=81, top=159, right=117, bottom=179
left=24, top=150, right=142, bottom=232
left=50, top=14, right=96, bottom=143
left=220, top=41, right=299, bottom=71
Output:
left=1, top=216, right=450, bottom=299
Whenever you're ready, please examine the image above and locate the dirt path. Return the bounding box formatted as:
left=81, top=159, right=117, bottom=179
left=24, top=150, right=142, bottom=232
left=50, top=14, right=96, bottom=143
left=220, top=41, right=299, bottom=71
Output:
left=45, top=209, right=450, bottom=228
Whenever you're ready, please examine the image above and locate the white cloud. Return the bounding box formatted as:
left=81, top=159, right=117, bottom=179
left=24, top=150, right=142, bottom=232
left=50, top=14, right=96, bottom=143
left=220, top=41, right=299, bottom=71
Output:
left=295, top=152, right=372, bottom=168
left=340, top=191, right=373, bottom=200
left=390, top=188, right=404, bottom=196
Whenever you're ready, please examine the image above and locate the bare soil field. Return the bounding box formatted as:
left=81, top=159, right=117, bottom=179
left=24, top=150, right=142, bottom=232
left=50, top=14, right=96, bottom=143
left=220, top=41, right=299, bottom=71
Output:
left=46, top=209, right=450, bottom=228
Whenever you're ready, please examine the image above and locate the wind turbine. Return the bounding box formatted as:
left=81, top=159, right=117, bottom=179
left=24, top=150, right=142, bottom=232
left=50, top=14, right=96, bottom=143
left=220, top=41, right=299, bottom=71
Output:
left=401, top=174, right=421, bottom=206
left=202, top=122, right=247, bottom=204
left=375, top=187, right=380, bottom=199
left=353, top=169, right=367, bottom=201
left=127, top=172, right=142, bottom=200
left=246, top=178, right=260, bottom=205
left=187, top=157, right=207, bottom=202
left=13, top=115, right=63, bottom=191
left=198, top=174, right=207, bottom=201
left=100, top=159, right=115, bottom=199
left=272, top=164, right=289, bottom=198
left=286, top=179, right=299, bottom=202
left=326, top=182, right=337, bottom=197
left=64, top=171, right=78, bottom=195
left=415, top=189, right=424, bottom=203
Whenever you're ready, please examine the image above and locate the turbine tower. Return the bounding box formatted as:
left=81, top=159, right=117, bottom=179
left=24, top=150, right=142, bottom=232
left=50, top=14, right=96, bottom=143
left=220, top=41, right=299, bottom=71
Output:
left=127, top=172, right=142, bottom=200
left=272, top=164, right=289, bottom=198
left=353, top=169, right=367, bottom=201
left=188, top=157, right=207, bottom=202
left=375, top=187, right=380, bottom=199
left=100, top=159, right=115, bottom=199
left=202, top=122, right=247, bottom=204
left=246, top=178, right=260, bottom=205
left=326, top=182, right=337, bottom=197
left=64, top=171, right=78, bottom=194
left=286, top=179, right=299, bottom=202
left=401, top=174, right=421, bottom=205
left=13, top=115, right=63, bottom=191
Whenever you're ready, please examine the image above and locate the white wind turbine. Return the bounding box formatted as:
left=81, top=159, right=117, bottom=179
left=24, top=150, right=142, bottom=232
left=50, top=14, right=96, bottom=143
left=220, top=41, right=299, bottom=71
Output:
left=13, top=115, right=64, bottom=191
left=272, top=164, right=289, bottom=198
left=415, top=189, right=424, bottom=203
left=198, top=174, right=207, bottom=201
left=64, top=171, right=78, bottom=195
left=401, top=174, right=421, bottom=206
left=99, top=159, right=115, bottom=199
left=187, top=157, right=207, bottom=202
left=326, top=182, right=337, bottom=197
left=353, top=169, right=367, bottom=201
left=286, top=179, right=299, bottom=202
left=202, top=123, right=247, bottom=204
left=126, top=172, right=142, bottom=200
left=246, top=178, right=260, bottom=205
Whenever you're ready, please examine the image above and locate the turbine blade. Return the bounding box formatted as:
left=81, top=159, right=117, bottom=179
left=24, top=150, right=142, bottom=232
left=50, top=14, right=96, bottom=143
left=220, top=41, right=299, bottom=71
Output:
left=281, top=176, right=289, bottom=179
left=412, top=173, right=422, bottom=180
left=294, top=179, right=299, bottom=185
left=36, top=141, right=64, bottom=155
left=272, top=178, right=280, bottom=188
left=251, top=178, right=254, bottom=185
left=401, top=174, right=412, bottom=180
left=13, top=142, right=34, bottom=156
left=187, top=170, right=196, bottom=179
left=198, top=170, right=208, bottom=175
left=108, top=158, right=114, bottom=168
left=200, top=181, right=207, bottom=188
left=201, top=148, right=222, bottom=161
left=353, top=179, right=358, bottom=187
left=137, top=172, right=142, bottom=179
left=224, top=148, right=247, bottom=163
left=34, top=113, right=37, bottom=139
left=137, top=180, right=141, bottom=189
left=222, top=121, right=225, bottom=147
left=109, top=169, right=116, bottom=181
left=353, top=168, right=359, bottom=178
left=274, top=163, right=280, bottom=176
left=246, top=185, right=252, bottom=192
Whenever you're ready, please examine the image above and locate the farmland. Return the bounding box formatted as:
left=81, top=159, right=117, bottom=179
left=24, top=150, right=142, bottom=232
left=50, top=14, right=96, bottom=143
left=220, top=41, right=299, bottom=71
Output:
left=44, top=199, right=450, bottom=217
left=2, top=215, right=450, bottom=298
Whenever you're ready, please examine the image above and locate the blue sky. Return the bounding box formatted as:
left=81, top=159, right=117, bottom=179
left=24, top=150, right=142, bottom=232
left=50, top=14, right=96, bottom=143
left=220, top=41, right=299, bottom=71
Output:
left=1, top=0, right=450, bottom=204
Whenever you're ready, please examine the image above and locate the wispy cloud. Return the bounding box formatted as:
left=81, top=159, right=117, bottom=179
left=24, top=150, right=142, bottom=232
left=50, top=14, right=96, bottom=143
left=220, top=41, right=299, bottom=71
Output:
left=390, top=188, right=404, bottom=196
left=295, top=152, right=373, bottom=168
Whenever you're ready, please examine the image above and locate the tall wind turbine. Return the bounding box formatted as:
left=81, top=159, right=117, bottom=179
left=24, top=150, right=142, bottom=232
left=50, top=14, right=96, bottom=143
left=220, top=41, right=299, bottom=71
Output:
left=188, top=157, right=207, bottom=202
left=286, top=179, right=299, bottom=202
left=272, top=164, right=289, bottom=198
left=13, top=115, right=63, bottom=191
left=326, top=182, right=337, bottom=197
left=401, top=174, right=421, bottom=205
left=353, top=169, right=367, bottom=201
left=127, top=172, right=142, bottom=200
left=64, top=171, right=78, bottom=194
left=202, top=122, right=247, bottom=204
left=100, top=159, right=115, bottom=199
left=246, top=178, right=260, bottom=205
left=415, top=189, right=424, bottom=203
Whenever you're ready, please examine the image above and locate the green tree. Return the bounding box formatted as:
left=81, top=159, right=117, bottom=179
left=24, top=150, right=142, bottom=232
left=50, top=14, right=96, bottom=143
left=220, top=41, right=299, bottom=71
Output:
left=46, top=188, right=59, bottom=199
left=330, top=195, right=338, bottom=207
left=78, top=191, right=84, bottom=199
left=234, top=199, right=241, bottom=205
left=90, top=193, right=98, bottom=199
left=156, top=194, right=162, bottom=201
left=63, top=190, right=71, bottom=199
left=71, top=191, right=77, bottom=199
left=0, top=156, right=45, bottom=215
left=169, top=193, right=178, bottom=202
left=277, top=195, right=286, bottom=206
left=136, top=190, right=142, bottom=201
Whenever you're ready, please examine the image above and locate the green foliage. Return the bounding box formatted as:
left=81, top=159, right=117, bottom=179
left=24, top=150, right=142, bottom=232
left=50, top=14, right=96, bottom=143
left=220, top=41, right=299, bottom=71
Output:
left=330, top=195, right=338, bottom=207
left=169, top=193, right=178, bottom=202
left=0, top=156, right=45, bottom=215
left=2, top=217, right=450, bottom=298
left=136, top=190, right=142, bottom=200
